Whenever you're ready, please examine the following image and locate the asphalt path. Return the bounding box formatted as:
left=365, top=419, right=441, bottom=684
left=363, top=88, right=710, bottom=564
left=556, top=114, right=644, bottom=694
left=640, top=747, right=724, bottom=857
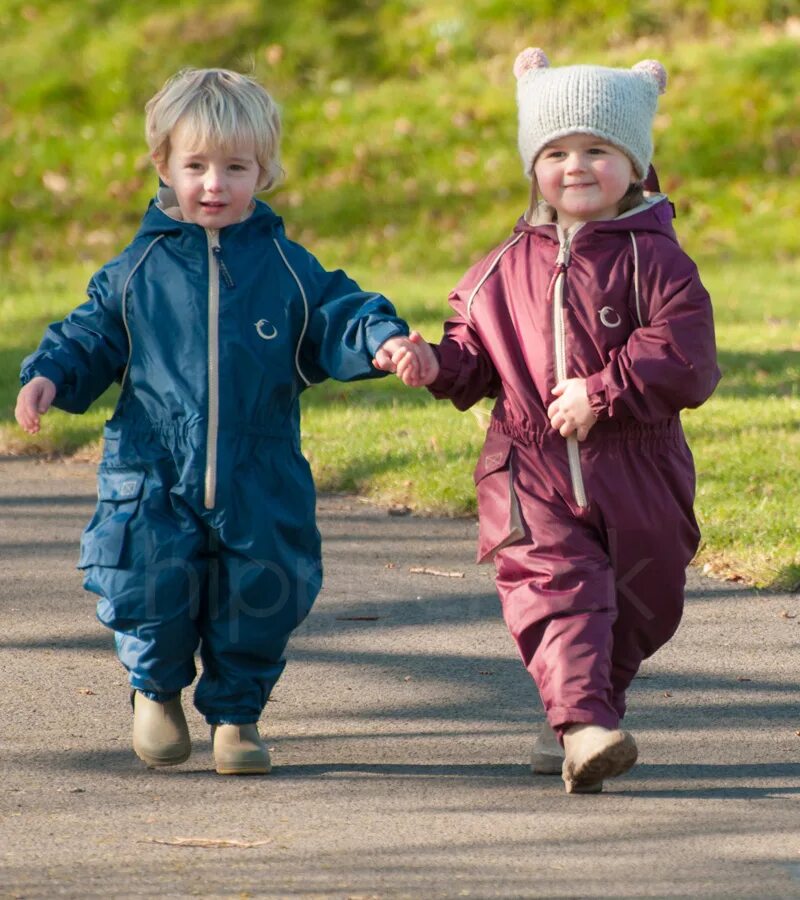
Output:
left=1, top=456, right=798, bottom=898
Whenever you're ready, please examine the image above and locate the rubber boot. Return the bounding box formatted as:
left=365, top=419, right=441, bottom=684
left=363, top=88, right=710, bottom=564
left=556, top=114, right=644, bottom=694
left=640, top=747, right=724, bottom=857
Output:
left=132, top=691, right=191, bottom=767
left=212, top=723, right=271, bottom=775
left=562, top=724, right=637, bottom=794
left=530, top=722, right=564, bottom=775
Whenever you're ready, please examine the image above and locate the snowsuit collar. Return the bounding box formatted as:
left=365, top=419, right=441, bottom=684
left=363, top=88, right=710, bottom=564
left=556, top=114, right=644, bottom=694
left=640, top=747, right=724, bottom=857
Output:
left=513, top=193, right=677, bottom=243
left=133, top=186, right=285, bottom=241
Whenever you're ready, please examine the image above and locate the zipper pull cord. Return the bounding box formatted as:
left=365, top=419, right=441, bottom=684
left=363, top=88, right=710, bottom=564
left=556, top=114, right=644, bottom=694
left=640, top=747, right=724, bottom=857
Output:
left=546, top=241, right=571, bottom=302
left=212, top=244, right=236, bottom=288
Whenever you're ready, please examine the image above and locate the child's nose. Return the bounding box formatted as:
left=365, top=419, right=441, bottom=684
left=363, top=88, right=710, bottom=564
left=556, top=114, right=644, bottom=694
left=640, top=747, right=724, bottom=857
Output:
left=565, top=153, right=587, bottom=172
left=204, top=168, right=225, bottom=191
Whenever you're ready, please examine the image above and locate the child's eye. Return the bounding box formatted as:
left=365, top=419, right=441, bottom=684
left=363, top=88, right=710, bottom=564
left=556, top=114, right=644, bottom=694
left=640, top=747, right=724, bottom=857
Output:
left=588, top=147, right=607, bottom=155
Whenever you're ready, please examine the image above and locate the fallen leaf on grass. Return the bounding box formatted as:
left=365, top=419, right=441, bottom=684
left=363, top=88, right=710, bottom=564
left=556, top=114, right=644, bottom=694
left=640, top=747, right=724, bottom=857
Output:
left=141, top=837, right=272, bottom=849
left=780, top=610, right=797, bottom=619
left=409, top=566, right=465, bottom=578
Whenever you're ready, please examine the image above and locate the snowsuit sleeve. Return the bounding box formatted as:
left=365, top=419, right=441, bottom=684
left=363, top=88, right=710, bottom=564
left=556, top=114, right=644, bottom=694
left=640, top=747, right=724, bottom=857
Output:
left=19, top=266, right=129, bottom=414
left=584, top=243, right=720, bottom=422
left=427, top=288, right=501, bottom=411
left=285, top=243, right=409, bottom=383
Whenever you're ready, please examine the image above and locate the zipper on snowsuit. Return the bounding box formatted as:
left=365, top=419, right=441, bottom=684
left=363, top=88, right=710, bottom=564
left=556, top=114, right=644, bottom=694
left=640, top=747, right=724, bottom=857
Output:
left=552, top=227, right=588, bottom=510
left=204, top=230, right=222, bottom=509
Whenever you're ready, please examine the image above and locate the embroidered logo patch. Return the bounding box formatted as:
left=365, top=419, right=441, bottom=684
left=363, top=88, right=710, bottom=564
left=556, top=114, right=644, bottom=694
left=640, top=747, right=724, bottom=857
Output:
left=485, top=452, right=505, bottom=469
left=119, top=479, right=139, bottom=498
left=599, top=306, right=622, bottom=328
left=255, top=318, right=278, bottom=340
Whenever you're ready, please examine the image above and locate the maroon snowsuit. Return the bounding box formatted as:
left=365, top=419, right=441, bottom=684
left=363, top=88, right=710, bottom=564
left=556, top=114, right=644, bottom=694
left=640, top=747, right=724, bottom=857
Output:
left=428, top=195, right=720, bottom=734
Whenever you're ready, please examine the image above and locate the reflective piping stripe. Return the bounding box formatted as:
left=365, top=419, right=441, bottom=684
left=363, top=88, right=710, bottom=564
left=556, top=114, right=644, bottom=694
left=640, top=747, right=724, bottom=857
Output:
left=466, top=233, right=524, bottom=322
left=120, top=235, right=164, bottom=389
left=204, top=230, right=221, bottom=510
left=629, top=232, right=645, bottom=327
left=273, top=238, right=312, bottom=387
left=553, top=232, right=588, bottom=510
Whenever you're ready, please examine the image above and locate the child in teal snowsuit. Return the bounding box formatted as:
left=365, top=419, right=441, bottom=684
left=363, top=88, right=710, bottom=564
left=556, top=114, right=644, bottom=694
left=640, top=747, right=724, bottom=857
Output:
left=16, top=68, right=426, bottom=775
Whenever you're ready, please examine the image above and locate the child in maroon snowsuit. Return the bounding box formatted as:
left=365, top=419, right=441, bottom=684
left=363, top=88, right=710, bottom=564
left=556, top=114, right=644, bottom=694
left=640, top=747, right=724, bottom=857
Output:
left=383, top=49, right=720, bottom=792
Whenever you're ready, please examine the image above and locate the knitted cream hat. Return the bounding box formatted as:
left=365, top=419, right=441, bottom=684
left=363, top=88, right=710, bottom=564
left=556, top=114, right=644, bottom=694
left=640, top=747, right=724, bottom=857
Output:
left=514, top=48, right=667, bottom=179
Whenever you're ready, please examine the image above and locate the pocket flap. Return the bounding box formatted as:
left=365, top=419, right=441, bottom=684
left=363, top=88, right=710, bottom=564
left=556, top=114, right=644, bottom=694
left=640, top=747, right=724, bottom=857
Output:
left=96, top=468, right=145, bottom=502
left=473, top=433, right=514, bottom=485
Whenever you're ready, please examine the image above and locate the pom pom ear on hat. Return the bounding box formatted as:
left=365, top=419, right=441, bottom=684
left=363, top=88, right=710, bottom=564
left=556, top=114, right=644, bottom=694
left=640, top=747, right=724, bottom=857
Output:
left=513, top=47, right=549, bottom=79
left=632, top=59, right=667, bottom=94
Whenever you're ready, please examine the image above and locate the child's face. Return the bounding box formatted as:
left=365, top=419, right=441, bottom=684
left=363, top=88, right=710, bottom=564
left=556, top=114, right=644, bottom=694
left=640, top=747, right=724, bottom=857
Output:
left=156, top=120, right=261, bottom=229
left=533, top=134, right=635, bottom=229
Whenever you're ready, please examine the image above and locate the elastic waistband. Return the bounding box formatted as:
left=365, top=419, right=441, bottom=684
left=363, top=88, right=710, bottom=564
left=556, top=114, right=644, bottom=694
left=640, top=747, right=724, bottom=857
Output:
left=489, top=416, right=683, bottom=447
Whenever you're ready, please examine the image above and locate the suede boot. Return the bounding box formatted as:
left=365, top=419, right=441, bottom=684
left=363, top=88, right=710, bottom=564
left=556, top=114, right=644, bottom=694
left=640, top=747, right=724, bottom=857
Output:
left=212, top=723, right=271, bottom=775
left=132, top=691, right=191, bottom=767
left=530, top=722, right=565, bottom=775
left=562, top=724, right=637, bottom=794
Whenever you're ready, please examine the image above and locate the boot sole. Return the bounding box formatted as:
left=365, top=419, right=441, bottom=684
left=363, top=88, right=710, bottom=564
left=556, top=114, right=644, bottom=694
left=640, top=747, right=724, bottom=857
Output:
left=563, top=732, right=637, bottom=793
left=215, top=760, right=272, bottom=776
left=134, top=745, right=191, bottom=768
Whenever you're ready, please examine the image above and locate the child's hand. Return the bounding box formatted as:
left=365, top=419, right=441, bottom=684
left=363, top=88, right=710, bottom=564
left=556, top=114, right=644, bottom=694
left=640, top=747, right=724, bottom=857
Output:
left=373, top=332, right=440, bottom=387
left=15, top=376, right=57, bottom=434
left=548, top=378, right=597, bottom=441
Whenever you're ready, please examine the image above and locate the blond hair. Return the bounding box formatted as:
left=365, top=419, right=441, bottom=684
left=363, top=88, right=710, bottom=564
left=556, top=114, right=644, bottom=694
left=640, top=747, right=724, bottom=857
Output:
left=145, top=68, right=282, bottom=191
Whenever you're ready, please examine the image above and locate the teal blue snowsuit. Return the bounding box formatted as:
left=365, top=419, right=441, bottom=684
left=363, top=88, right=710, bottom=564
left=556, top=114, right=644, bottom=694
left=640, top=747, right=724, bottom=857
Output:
left=21, top=191, right=409, bottom=723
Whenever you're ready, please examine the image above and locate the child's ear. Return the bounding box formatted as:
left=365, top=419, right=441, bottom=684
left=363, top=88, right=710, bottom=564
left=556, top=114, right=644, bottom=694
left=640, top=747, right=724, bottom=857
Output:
left=153, top=154, right=171, bottom=185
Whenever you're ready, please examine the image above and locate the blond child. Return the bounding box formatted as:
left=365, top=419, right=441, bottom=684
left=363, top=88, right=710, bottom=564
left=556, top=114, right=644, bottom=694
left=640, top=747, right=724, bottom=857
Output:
left=17, top=68, right=424, bottom=775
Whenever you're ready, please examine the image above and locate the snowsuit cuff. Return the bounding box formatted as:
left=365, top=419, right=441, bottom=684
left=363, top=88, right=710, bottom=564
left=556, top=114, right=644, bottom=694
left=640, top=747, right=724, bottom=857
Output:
left=426, top=343, right=460, bottom=396
left=20, top=358, right=66, bottom=391
left=585, top=371, right=610, bottom=421
left=366, top=320, right=410, bottom=358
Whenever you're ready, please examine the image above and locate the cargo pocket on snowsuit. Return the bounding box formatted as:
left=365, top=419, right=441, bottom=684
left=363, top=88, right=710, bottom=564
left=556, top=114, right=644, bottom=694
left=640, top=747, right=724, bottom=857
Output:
left=78, top=468, right=145, bottom=569
left=473, top=433, right=524, bottom=564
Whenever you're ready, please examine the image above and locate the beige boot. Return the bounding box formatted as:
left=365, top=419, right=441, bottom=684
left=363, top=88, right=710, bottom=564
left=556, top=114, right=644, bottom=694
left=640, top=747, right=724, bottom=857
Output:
left=562, top=724, right=637, bottom=794
left=132, top=691, right=191, bottom=767
left=212, top=723, right=271, bottom=775
left=530, top=722, right=565, bottom=775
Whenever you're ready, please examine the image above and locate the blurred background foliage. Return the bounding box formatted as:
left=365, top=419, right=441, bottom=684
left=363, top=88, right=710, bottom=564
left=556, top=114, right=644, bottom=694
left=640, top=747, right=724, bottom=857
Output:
left=2, top=0, right=799, bottom=282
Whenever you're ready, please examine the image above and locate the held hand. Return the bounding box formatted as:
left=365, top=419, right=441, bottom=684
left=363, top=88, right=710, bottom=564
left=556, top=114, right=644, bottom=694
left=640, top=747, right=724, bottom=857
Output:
left=547, top=378, right=597, bottom=441
left=15, top=377, right=57, bottom=435
left=373, top=332, right=440, bottom=387
left=398, top=331, right=439, bottom=387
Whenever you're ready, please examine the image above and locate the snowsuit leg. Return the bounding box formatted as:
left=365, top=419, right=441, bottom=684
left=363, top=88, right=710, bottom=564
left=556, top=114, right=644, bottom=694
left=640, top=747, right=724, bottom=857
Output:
left=493, top=489, right=622, bottom=733
left=191, top=525, right=321, bottom=724
left=588, top=433, right=700, bottom=720
left=80, top=460, right=208, bottom=700
left=191, top=440, right=323, bottom=724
